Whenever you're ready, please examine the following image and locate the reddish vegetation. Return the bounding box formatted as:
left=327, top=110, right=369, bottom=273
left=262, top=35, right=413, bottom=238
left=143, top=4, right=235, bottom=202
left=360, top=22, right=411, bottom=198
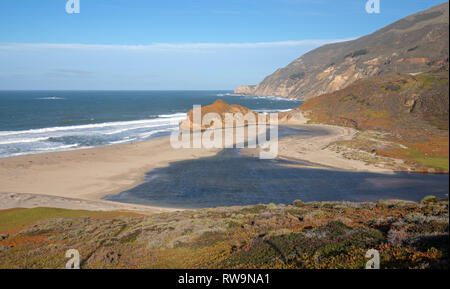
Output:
left=300, top=70, right=449, bottom=171
left=0, top=198, right=448, bottom=269
left=182, top=99, right=264, bottom=130
left=186, top=99, right=254, bottom=120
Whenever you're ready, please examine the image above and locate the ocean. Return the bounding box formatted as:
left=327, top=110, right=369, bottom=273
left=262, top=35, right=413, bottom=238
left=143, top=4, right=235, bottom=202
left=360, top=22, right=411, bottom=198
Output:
left=0, top=90, right=302, bottom=158
left=2, top=90, right=448, bottom=207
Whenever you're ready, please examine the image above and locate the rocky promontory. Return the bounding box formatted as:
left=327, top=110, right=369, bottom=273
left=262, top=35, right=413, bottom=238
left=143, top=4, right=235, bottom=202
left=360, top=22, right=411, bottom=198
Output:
left=179, top=99, right=267, bottom=131
left=234, top=85, right=256, bottom=95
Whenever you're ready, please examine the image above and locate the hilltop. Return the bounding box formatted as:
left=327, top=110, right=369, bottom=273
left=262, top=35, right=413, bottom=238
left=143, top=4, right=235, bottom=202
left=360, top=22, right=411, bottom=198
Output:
left=235, top=3, right=449, bottom=100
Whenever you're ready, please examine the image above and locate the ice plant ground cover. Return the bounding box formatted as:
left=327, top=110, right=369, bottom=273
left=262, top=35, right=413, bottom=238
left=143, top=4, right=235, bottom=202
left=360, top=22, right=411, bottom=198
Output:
left=0, top=196, right=447, bottom=269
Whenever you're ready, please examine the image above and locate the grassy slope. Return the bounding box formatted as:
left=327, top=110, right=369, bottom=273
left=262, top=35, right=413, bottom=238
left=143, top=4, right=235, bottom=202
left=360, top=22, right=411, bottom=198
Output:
left=0, top=198, right=448, bottom=269
left=300, top=70, right=449, bottom=172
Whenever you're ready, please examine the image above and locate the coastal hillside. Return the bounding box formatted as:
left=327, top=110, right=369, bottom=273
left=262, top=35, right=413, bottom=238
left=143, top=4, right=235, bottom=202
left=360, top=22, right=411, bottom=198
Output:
left=298, top=69, right=449, bottom=172
left=0, top=197, right=448, bottom=269
left=235, top=2, right=449, bottom=100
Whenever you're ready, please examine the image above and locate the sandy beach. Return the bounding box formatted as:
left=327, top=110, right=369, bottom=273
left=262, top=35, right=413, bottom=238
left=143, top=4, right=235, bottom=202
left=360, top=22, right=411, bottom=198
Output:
left=277, top=124, right=394, bottom=173
left=0, top=135, right=219, bottom=212
left=0, top=123, right=393, bottom=212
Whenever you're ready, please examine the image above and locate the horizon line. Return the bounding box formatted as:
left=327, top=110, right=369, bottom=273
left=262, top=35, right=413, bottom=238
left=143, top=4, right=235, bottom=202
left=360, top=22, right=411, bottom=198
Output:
left=0, top=38, right=356, bottom=51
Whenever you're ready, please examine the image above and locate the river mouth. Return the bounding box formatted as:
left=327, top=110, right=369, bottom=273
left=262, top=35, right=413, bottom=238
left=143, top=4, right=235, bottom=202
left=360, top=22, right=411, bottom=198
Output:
left=105, top=126, right=449, bottom=209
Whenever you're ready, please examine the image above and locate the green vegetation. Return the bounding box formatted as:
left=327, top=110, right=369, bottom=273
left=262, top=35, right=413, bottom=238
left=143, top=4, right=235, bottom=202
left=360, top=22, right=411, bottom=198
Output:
left=293, top=200, right=304, bottom=207
left=399, top=146, right=449, bottom=170
left=416, top=74, right=448, bottom=87
left=364, top=109, right=390, bottom=118
left=289, top=72, right=305, bottom=80
left=421, top=195, right=437, bottom=203
left=0, top=207, right=126, bottom=232
left=414, top=156, right=449, bottom=170
left=344, top=49, right=368, bottom=59
left=301, top=71, right=449, bottom=172
left=382, top=82, right=401, bottom=91
left=0, top=199, right=448, bottom=269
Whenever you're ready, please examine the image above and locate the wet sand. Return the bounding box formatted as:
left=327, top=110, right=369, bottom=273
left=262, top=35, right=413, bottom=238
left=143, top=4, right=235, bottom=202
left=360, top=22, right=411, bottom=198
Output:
left=0, top=136, right=219, bottom=212
left=0, top=123, right=398, bottom=211
left=107, top=148, right=448, bottom=208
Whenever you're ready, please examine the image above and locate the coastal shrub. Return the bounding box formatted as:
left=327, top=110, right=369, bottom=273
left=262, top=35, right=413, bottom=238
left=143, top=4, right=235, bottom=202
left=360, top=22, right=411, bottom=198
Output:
left=317, top=221, right=352, bottom=238
left=344, top=49, right=368, bottom=59
left=293, top=200, right=304, bottom=207
left=2, top=198, right=448, bottom=269
left=289, top=72, right=305, bottom=80
left=320, top=202, right=335, bottom=209
left=421, top=195, right=437, bottom=204
left=241, top=205, right=266, bottom=214
left=227, top=220, right=241, bottom=229
left=267, top=203, right=277, bottom=210
left=382, top=82, right=401, bottom=91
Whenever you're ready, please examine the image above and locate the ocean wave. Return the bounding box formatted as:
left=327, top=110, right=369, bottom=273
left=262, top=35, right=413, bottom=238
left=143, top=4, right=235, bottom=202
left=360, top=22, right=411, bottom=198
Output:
left=218, top=93, right=242, bottom=97
left=244, top=95, right=300, bottom=102
left=102, top=123, right=169, bottom=135
left=138, top=128, right=177, bottom=139
left=36, top=97, right=65, bottom=100
left=109, top=138, right=137, bottom=145
left=0, top=115, right=186, bottom=137
left=158, top=113, right=187, bottom=118
left=37, top=144, right=80, bottom=151
left=0, top=137, right=49, bottom=145
left=221, top=93, right=300, bottom=102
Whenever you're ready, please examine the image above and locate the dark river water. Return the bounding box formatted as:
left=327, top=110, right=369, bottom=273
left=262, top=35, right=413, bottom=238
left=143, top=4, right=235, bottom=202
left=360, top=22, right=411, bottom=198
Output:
left=105, top=127, right=449, bottom=208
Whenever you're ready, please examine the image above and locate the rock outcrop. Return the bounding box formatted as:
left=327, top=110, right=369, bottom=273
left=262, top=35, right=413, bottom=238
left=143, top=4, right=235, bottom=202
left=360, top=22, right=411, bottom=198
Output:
left=278, top=107, right=309, bottom=124
left=234, top=3, right=449, bottom=100
left=179, top=99, right=263, bottom=131
left=234, top=85, right=256, bottom=95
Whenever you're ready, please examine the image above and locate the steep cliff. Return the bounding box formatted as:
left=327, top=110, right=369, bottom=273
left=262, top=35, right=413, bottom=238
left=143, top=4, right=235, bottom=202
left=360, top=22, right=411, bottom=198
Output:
left=235, top=2, right=449, bottom=100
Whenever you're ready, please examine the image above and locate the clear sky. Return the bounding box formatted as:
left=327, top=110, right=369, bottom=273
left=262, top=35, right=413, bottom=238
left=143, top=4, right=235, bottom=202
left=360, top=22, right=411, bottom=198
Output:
left=0, top=0, right=447, bottom=90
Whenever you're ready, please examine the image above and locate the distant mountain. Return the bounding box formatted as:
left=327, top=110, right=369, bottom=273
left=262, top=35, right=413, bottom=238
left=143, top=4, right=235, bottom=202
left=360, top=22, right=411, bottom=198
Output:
left=235, top=2, right=449, bottom=100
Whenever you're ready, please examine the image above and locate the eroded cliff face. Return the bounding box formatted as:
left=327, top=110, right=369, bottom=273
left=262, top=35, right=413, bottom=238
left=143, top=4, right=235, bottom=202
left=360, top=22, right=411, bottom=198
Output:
left=234, top=3, right=449, bottom=100
left=234, top=85, right=256, bottom=95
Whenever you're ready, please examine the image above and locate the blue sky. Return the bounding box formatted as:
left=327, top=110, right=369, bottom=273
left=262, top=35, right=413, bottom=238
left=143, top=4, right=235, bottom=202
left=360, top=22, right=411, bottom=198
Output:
left=0, top=0, right=447, bottom=90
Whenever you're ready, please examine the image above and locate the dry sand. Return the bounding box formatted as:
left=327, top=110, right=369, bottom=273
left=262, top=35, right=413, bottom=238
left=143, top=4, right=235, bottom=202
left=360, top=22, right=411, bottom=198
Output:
left=0, top=123, right=393, bottom=212
left=277, top=124, right=394, bottom=174
left=0, top=136, right=219, bottom=212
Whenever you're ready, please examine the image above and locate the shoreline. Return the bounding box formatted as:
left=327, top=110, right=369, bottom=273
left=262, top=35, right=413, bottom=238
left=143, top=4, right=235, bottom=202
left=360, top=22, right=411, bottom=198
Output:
left=0, top=123, right=425, bottom=212
left=0, top=135, right=219, bottom=212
